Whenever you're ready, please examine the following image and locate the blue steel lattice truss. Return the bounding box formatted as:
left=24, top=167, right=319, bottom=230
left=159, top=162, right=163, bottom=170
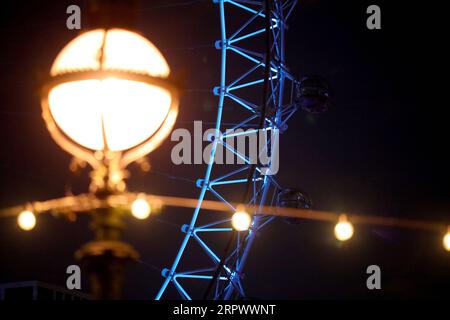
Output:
left=156, top=0, right=299, bottom=300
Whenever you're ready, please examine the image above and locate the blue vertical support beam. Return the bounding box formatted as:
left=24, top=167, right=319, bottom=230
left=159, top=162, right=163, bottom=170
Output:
left=155, top=0, right=228, bottom=300
left=156, top=0, right=299, bottom=300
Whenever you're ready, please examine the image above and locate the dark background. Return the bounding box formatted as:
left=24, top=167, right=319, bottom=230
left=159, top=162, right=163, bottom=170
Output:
left=0, top=0, right=449, bottom=299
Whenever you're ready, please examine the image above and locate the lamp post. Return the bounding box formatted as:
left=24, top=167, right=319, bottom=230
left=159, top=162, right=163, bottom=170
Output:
left=38, top=0, right=179, bottom=299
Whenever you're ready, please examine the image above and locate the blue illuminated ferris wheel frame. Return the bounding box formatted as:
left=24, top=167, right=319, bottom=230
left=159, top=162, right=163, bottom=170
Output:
left=156, top=0, right=299, bottom=300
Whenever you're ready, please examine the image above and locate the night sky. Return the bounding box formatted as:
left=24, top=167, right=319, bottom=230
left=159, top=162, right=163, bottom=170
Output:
left=0, top=0, right=449, bottom=299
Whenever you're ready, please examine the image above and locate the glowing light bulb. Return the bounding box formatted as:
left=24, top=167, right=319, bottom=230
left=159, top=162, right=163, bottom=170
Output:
left=334, top=214, right=354, bottom=241
left=131, top=196, right=151, bottom=220
left=443, top=227, right=450, bottom=252
left=231, top=209, right=252, bottom=231
left=18, top=210, right=36, bottom=231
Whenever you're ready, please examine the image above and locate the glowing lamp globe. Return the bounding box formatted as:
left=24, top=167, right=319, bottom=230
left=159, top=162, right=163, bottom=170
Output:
left=41, top=28, right=179, bottom=170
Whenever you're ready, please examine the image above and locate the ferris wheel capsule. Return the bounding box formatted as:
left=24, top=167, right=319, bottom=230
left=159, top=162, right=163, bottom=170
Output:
left=277, top=188, right=312, bottom=225
left=296, top=75, right=331, bottom=114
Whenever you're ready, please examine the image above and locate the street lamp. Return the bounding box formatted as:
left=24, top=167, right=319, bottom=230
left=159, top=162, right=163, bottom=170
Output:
left=36, top=2, right=179, bottom=299
left=41, top=27, right=179, bottom=194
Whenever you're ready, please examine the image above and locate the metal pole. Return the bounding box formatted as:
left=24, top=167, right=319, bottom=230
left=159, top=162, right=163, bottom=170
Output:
left=76, top=203, right=138, bottom=299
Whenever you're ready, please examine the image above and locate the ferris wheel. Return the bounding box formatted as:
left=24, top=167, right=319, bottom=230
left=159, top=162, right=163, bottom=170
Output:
left=156, top=0, right=307, bottom=300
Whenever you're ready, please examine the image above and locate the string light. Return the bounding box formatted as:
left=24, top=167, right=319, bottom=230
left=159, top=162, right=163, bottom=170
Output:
left=131, top=195, right=152, bottom=220
left=17, top=210, right=36, bottom=231
left=334, top=214, right=354, bottom=241
left=231, top=207, right=252, bottom=231
left=2, top=193, right=449, bottom=254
